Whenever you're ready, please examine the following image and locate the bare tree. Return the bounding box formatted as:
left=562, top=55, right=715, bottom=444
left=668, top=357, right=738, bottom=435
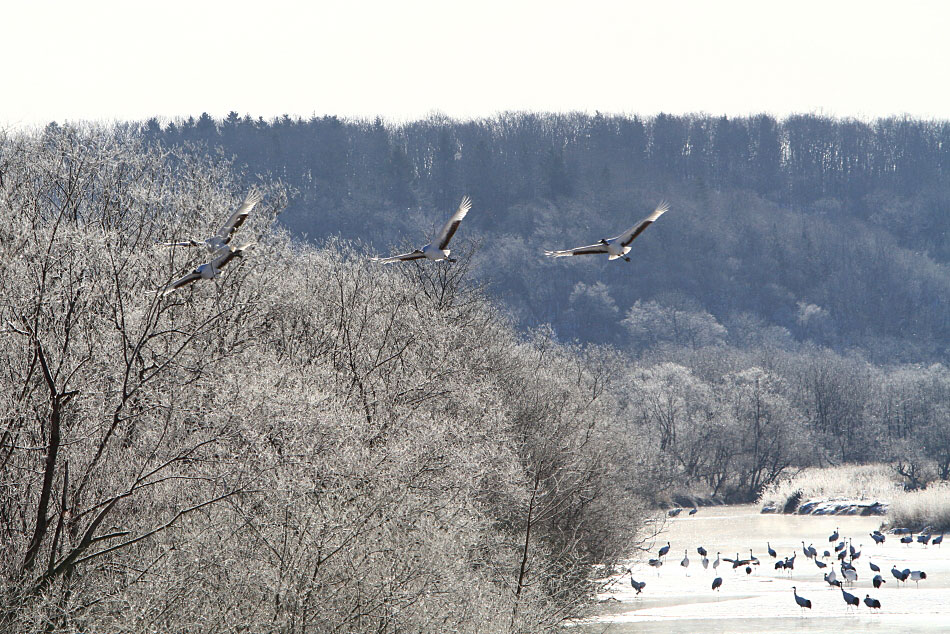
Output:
left=0, top=126, right=282, bottom=629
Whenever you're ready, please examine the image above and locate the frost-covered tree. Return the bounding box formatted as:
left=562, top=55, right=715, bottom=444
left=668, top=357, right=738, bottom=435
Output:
left=622, top=299, right=728, bottom=351
left=0, top=125, right=645, bottom=633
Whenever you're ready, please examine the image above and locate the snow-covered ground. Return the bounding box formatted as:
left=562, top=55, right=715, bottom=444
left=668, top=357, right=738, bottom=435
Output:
left=573, top=504, right=950, bottom=633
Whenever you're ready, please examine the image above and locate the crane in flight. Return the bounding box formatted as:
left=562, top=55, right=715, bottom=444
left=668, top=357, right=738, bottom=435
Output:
left=162, top=242, right=253, bottom=295
left=544, top=201, right=668, bottom=262
left=163, top=190, right=262, bottom=254
left=372, top=196, right=472, bottom=263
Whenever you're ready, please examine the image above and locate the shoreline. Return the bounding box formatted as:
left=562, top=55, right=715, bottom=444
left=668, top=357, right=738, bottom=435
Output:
left=760, top=497, right=888, bottom=517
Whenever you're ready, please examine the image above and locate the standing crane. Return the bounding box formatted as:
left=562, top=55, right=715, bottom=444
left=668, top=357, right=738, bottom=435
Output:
left=891, top=566, right=908, bottom=586
left=842, top=566, right=858, bottom=585
left=864, top=594, right=882, bottom=610
left=841, top=587, right=860, bottom=610
left=630, top=577, right=646, bottom=594
left=748, top=549, right=760, bottom=565
left=909, top=570, right=927, bottom=588
left=791, top=587, right=812, bottom=613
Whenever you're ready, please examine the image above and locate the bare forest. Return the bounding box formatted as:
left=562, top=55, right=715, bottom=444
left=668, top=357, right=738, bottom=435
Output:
left=0, top=127, right=646, bottom=632
left=1, top=113, right=949, bottom=632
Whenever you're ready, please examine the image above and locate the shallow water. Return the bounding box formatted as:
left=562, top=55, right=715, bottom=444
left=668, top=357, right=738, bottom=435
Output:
left=573, top=504, right=950, bottom=633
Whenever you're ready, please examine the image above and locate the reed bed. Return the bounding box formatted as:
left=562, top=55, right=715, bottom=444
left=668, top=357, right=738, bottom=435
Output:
left=758, top=464, right=901, bottom=510
left=889, top=482, right=950, bottom=532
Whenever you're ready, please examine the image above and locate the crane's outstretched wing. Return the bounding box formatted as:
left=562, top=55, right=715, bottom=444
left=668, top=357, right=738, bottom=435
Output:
left=613, top=201, right=669, bottom=246
left=161, top=239, right=203, bottom=248
left=436, top=195, right=472, bottom=250
left=162, top=270, right=202, bottom=295
left=371, top=249, right=427, bottom=264
left=544, top=243, right=610, bottom=258
left=215, top=190, right=263, bottom=244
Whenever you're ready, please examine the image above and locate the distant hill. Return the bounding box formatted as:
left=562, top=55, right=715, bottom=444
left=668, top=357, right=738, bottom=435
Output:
left=140, top=111, right=950, bottom=362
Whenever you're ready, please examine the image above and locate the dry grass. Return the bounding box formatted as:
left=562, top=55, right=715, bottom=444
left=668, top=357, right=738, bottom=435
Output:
left=889, top=482, right=950, bottom=531
left=758, top=464, right=901, bottom=510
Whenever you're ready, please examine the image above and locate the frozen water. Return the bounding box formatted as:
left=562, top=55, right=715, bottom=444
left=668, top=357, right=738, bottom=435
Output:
left=573, top=505, right=950, bottom=633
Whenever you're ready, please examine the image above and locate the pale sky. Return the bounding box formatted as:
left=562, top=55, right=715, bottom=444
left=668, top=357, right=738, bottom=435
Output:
left=3, top=0, right=949, bottom=129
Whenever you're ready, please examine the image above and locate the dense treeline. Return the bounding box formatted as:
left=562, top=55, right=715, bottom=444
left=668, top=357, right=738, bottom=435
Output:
left=145, top=111, right=950, bottom=217
left=137, top=111, right=950, bottom=362
left=132, top=111, right=950, bottom=499
left=623, top=344, right=950, bottom=501
left=0, top=127, right=644, bottom=632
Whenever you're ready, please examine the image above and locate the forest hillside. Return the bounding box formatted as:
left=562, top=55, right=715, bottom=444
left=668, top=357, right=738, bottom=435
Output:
left=133, top=112, right=950, bottom=501
left=140, top=111, right=950, bottom=363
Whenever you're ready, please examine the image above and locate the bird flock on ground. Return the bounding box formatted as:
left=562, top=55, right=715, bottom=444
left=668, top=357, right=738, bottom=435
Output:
left=159, top=192, right=669, bottom=294
left=625, top=510, right=943, bottom=616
